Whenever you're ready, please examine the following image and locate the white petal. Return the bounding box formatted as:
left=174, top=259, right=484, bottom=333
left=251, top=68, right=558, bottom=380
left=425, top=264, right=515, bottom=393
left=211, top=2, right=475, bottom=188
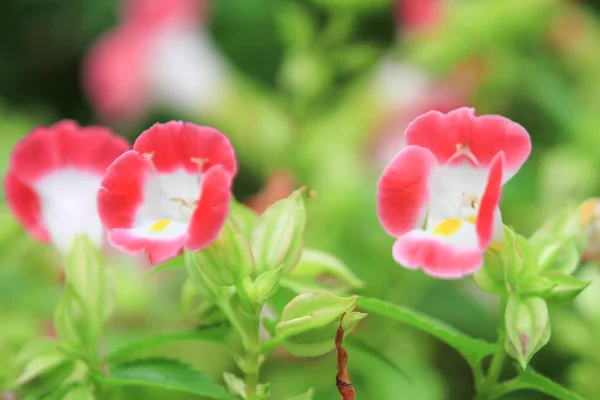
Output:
left=128, top=219, right=188, bottom=239
left=133, top=168, right=202, bottom=227
left=427, top=164, right=489, bottom=220
left=147, top=27, right=229, bottom=115
left=35, top=169, right=104, bottom=254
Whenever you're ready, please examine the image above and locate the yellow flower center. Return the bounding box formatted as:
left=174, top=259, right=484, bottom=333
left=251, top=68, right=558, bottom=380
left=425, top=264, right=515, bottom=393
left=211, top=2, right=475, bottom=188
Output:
left=150, top=219, right=171, bottom=232
left=466, top=216, right=477, bottom=224
left=433, top=218, right=462, bottom=237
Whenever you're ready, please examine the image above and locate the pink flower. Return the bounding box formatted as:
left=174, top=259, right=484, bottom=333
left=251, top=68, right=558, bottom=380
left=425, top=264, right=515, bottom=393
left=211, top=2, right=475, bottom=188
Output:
left=377, top=108, right=531, bottom=278
left=97, top=121, right=236, bottom=265
left=395, top=0, right=443, bottom=34
left=83, top=0, right=227, bottom=122
left=4, top=121, right=130, bottom=253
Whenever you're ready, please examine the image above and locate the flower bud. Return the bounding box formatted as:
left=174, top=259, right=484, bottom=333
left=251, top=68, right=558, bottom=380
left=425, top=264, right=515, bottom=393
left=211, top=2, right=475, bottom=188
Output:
left=229, top=200, right=258, bottom=239
left=542, top=272, right=590, bottom=307
left=275, top=291, right=365, bottom=357
left=504, top=294, right=550, bottom=369
left=252, top=188, right=309, bottom=274
left=253, top=268, right=283, bottom=302
left=192, top=221, right=254, bottom=286
left=280, top=249, right=363, bottom=294
left=65, top=235, right=114, bottom=330
left=281, top=311, right=366, bottom=357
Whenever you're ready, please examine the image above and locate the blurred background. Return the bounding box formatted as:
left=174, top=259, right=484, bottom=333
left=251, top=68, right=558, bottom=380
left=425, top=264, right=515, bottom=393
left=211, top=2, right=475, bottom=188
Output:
left=1, top=0, right=600, bottom=398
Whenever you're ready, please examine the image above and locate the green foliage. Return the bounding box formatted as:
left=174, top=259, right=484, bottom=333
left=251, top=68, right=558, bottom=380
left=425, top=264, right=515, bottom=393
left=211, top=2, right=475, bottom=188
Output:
left=101, top=358, right=235, bottom=399
left=357, top=297, right=495, bottom=364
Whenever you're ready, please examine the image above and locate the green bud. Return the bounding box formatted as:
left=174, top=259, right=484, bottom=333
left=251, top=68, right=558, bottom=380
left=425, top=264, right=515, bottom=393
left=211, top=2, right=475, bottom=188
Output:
left=223, top=372, right=246, bottom=398
left=516, top=276, right=556, bottom=297
left=252, top=188, right=308, bottom=274
left=536, top=239, right=580, bottom=275
left=65, top=235, right=114, bottom=330
left=474, top=247, right=506, bottom=293
left=276, top=291, right=365, bottom=357
left=280, top=249, right=363, bottom=294
left=192, top=221, right=254, bottom=286
left=276, top=291, right=358, bottom=338
left=530, top=205, right=584, bottom=247
left=504, top=294, right=550, bottom=369
left=229, top=200, right=258, bottom=239
left=54, top=286, right=86, bottom=351
left=542, top=272, right=591, bottom=306
left=282, top=311, right=366, bottom=357
left=475, top=226, right=536, bottom=292
left=254, top=268, right=283, bottom=301
left=257, top=383, right=271, bottom=399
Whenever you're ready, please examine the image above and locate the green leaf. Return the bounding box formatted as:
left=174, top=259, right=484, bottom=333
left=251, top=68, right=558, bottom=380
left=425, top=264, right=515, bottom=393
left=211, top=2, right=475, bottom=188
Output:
left=357, top=297, right=495, bottom=364
left=106, top=325, right=229, bottom=363
left=513, top=369, right=585, bottom=400
left=101, top=358, right=236, bottom=399
left=285, top=388, right=314, bottom=400
left=223, top=372, right=245, bottom=398
left=41, top=383, right=80, bottom=400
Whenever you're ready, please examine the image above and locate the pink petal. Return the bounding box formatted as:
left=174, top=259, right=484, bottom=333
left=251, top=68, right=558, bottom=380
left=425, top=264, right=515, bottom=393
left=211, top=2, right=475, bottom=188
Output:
left=377, top=146, right=437, bottom=237
left=468, top=115, right=531, bottom=177
left=9, top=120, right=130, bottom=184
left=133, top=121, right=237, bottom=176
left=83, top=25, right=151, bottom=121
left=405, top=108, right=472, bottom=164
left=108, top=228, right=185, bottom=265
left=405, top=108, right=530, bottom=176
left=186, top=165, right=233, bottom=251
left=396, top=0, right=443, bottom=34
left=393, top=231, right=483, bottom=278
left=98, top=151, right=152, bottom=230
left=476, top=152, right=504, bottom=249
left=4, top=172, right=49, bottom=242
left=122, top=0, right=207, bottom=29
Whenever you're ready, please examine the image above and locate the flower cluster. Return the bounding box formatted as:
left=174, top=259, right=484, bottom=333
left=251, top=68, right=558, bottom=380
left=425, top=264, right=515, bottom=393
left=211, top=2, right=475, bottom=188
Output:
left=5, top=120, right=236, bottom=265
left=377, top=107, right=531, bottom=278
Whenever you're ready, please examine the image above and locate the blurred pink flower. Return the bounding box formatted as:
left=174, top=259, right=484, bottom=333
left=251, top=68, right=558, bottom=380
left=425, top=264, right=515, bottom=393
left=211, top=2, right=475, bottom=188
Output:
left=83, top=0, right=228, bottom=122
left=4, top=121, right=130, bottom=254
left=395, top=0, right=443, bottom=34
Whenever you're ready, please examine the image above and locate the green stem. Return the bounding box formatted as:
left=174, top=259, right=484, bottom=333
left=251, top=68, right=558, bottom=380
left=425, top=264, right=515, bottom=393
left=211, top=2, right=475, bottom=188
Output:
left=481, top=329, right=507, bottom=395
left=476, top=296, right=508, bottom=400
left=244, top=317, right=261, bottom=400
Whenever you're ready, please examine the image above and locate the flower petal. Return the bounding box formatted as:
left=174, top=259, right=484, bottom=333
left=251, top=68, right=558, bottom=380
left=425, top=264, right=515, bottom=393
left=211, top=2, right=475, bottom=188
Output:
left=393, top=223, right=483, bottom=278
left=404, top=108, right=471, bottom=164
left=133, top=121, right=237, bottom=176
left=186, top=165, right=233, bottom=251
left=9, top=120, right=130, bottom=184
left=377, top=146, right=437, bottom=237
left=4, top=172, right=49, bottom=242
left=109, top=220, right=187, bottom=265
left=83, top=25, right=151, bottom=121
left=98, top=151, right=155, bottom=230
left=476, top=152, right=504, bottom=249
left=406, top=108, right=530, bottom=177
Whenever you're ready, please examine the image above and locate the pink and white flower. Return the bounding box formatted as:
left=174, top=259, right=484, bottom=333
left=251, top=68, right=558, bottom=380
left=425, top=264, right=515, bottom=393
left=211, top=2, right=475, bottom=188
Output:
left=377, top=108, right=531, bottom=278
left=83, top=0, right=228, bottom=122
left=4, top=121, right=130, bottom=254
left=97, top=121, right=236, bottom=265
